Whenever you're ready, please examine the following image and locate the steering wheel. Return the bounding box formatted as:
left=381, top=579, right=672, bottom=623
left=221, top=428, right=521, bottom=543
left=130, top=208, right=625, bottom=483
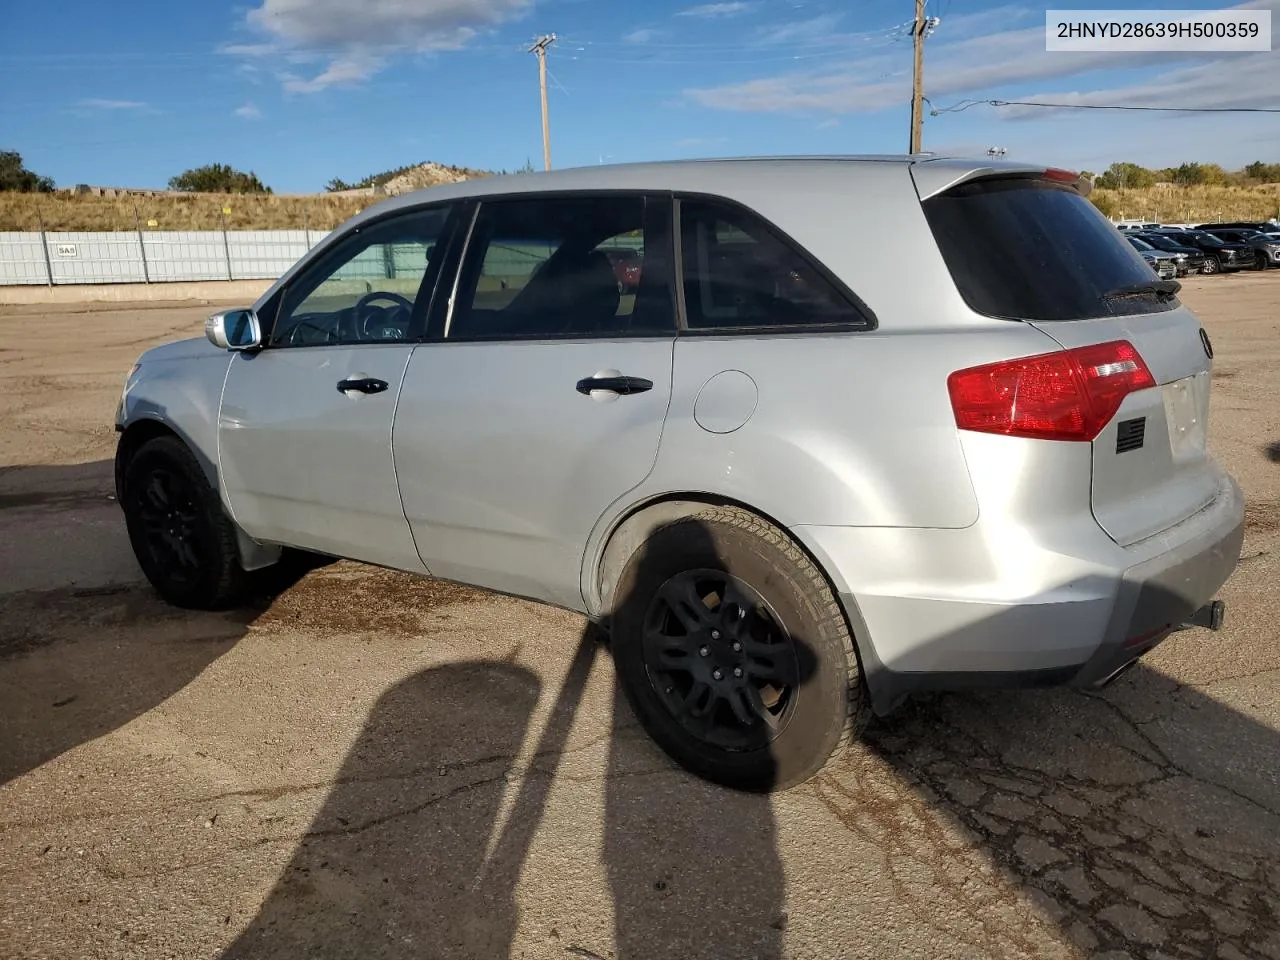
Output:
left=354, top=291, right=414, bottom=341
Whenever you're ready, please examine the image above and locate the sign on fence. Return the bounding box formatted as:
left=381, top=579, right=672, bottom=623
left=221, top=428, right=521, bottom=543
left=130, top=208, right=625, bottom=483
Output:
left=55, top=243, right=78, bottom=258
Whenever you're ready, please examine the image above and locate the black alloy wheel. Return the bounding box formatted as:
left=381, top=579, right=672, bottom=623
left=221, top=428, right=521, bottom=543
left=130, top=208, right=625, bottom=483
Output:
left=131, top=464, right=206, bottom=585
left=641, top=569, right=800, bottom=751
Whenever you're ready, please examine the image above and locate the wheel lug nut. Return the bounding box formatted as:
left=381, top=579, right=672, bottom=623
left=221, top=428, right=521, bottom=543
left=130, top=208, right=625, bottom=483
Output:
left=699, top=646, right=709, bottom=657
left=711, top=630, right=720, bottom=640
left=733, top=667, right=743, bottom=678
left=712, top=668, right=723, bottom=681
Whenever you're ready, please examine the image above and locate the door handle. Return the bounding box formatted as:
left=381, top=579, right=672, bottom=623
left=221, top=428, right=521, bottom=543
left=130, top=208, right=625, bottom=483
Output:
left=337, top=376, right=389, bottom=395
left=575, top=375, right=654, bottom=396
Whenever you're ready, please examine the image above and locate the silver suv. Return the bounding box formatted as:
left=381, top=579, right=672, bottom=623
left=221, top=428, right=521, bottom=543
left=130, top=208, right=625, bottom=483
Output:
left=115, top=157, right=1244, bottom=791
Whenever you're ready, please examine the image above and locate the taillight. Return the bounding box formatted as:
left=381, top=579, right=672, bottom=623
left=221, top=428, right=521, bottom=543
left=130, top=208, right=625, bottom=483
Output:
left=948, top=340, right=1155, bottom=441
left=1043, top=167, right=1081, bottom=183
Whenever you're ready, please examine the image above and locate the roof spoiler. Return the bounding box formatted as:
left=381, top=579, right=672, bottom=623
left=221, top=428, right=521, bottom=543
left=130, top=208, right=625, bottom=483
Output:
left=910, top=157, right=1092, bottom=200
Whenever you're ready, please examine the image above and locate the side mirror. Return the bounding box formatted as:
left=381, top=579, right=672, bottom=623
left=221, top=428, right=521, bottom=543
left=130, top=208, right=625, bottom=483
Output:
left=205, top=309, right=262, bottom=351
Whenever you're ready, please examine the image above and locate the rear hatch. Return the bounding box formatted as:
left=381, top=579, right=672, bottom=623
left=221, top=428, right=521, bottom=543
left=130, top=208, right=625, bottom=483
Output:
left=917, top=167, right=1219, bottom=547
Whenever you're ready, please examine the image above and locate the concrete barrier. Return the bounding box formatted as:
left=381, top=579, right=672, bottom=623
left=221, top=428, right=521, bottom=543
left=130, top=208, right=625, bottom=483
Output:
left=0, top=279, right=273, bottom=306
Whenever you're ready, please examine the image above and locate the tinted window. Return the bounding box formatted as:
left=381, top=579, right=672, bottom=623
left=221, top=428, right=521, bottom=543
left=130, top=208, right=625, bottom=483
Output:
left=679, top=199, right=870, bottom=330
left=923, top=177, right=1176, bottom=321
left=1195, top=232, right=1225, bottom=247
left=448, top=194, right=674, bottom=339
left=272, top=207, right=453, bottom=347
left=1140, top=235, right=1184, bottom=252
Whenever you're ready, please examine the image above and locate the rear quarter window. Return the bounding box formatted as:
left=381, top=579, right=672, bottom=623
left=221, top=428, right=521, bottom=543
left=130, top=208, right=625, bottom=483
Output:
left=922, top=177, right=1177, bottom=321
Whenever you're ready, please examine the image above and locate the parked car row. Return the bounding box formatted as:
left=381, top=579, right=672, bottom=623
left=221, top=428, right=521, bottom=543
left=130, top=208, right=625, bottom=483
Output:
left=1116, top=219, right=1280, bottom=274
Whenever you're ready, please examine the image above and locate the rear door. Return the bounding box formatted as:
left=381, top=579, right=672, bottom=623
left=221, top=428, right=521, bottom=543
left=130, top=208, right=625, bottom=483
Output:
left=392, top=193, right=677, bottom=609
left=921, top=174, right=1220, bottom=546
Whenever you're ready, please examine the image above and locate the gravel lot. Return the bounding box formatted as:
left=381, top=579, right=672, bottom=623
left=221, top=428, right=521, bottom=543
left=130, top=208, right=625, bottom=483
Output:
left=1, top=278, right=1278, bottom=960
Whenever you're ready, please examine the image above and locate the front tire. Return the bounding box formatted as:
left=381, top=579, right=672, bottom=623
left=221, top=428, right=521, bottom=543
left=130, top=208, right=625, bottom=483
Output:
left=610, top=507, right=869, bottom=792
left=1253, top=252, right=1269, bottom=271
left=1201, top=256, right=1219, bottom=275
left=122, top=435, right=247, bottom=609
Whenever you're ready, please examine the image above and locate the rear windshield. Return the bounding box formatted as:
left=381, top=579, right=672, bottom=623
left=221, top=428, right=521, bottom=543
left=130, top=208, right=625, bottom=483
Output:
left=922, top=176, right=1177, bottom=321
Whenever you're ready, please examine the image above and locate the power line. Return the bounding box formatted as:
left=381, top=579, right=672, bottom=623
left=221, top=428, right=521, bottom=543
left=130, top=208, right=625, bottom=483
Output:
left=932, top=98, right=1280, bottom=115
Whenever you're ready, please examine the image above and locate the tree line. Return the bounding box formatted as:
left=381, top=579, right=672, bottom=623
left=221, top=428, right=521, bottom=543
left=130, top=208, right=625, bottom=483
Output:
left=1083, top=161, right=1280, bottom=189
left=5, top=148, right=1280, bottom=196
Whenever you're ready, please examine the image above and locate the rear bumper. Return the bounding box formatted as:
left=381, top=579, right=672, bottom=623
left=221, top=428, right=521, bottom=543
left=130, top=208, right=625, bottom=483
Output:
left=797, top=473, right=1245, bottom=715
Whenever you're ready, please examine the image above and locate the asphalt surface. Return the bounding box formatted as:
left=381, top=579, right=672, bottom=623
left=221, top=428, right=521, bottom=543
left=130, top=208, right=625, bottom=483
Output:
left=1, top=278, right=1278, bottom=960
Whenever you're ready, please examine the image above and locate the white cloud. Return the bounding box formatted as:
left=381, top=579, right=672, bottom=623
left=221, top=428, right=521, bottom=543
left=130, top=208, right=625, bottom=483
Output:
left=817, top=118, right=840, bottom=129
left=229, top=0, right=534, bottom=92
left=234, top=102, right=263, bottom=119
left=686, top=0, right=1280, bottom=115
left=754, top=13, right=845, bottom=45
left=80, top=99, right=148, bottom=110
left=624, top=28, right=658, bottom=43
left=280, top=52, right=386, bottom=92
left=676, top=2, right=753, bottom=19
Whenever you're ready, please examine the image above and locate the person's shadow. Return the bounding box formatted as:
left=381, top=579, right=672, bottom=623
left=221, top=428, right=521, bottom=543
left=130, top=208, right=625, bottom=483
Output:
left=221, top=518, right=1277, bottom=959
left=222, top=518, right=793, bottom=960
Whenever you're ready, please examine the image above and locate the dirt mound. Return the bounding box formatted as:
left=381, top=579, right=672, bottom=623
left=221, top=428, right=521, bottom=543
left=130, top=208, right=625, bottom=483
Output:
left=381, top=162, right=489, bottom=196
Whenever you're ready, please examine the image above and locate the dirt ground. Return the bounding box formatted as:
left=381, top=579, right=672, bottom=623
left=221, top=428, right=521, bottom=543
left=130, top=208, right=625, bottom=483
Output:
left=1, top=278, right=1278, bottom=960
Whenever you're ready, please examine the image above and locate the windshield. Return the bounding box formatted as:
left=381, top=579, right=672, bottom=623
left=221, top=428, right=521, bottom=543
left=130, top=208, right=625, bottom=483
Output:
left=922, top=176, right=1176, bottom=321
left=1191, top=232, right=1225, bottom=247
left=1127, top=237, right=1155, bottom=251
left=1141, top=235, right=1181, bottom=252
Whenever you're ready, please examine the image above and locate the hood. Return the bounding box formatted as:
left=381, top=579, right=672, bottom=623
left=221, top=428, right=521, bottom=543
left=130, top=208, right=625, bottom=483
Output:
left=138, top=335, right=222, bottom=363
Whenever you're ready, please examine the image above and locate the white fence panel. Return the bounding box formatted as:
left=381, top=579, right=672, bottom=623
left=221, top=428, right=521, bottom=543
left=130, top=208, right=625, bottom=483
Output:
left=143, top=231, right=229, bottom=282
left=0, top=229, right=335, bottom=286
left=49, top=232, right=147, bottom=284
left=0, top=233, right=50, bottom=285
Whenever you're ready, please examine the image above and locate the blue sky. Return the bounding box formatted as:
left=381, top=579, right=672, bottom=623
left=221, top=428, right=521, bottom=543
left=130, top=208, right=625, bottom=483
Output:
left=1, top=0, right=1276, bottom=193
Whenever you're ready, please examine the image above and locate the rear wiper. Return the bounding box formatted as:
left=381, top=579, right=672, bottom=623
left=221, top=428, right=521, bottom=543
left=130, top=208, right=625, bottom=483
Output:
left=1102, top=279, right=1180, bottom=300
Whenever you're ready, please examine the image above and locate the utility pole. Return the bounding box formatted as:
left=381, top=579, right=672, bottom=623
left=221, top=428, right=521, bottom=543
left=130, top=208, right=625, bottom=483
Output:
left=529, top=34, right=556, bottom=171
left=909, top=4, right=940, bottom=154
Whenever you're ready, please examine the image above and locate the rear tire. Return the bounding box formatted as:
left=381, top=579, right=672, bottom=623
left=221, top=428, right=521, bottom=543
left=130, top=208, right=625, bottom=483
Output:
left=610, top=507, right=870, bottom=792
left=1253, top=252, right=1269, bottom=271
left=122, top=435, right=247, bottom=609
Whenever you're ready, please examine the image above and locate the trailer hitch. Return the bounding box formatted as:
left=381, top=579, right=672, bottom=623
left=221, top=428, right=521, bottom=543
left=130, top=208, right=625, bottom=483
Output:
left=1179, top=599, right=1226, bottom=632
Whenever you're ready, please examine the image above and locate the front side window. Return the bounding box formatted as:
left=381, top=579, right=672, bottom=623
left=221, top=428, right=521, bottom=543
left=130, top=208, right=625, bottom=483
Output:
left=271, top=206, right=453, bottom=347
left=678, top=199, right=870, bottom=331
left=448, top=194, right=674, bottom=339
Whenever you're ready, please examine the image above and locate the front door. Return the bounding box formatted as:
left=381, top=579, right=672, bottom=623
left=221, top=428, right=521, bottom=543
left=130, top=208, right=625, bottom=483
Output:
left=218, top=205, right=458, bottom=571
left=393, top=193, right=677, bottom=609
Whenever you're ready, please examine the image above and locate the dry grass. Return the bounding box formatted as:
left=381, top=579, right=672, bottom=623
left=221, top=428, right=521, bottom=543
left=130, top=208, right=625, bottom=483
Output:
left=0, top=192, right=380, bottom=232
left=1091, top=184, right=1280, bottom=222
left=5, top=181, right=1280, bottom=232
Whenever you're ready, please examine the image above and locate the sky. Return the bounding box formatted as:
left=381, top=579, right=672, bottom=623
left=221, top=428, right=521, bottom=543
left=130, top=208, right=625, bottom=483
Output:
left=1, top=0, right=1277, bottom=193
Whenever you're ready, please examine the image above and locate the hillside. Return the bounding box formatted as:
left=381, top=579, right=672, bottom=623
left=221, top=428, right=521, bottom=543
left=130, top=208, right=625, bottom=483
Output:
left=1091, top=184, right=1280, bottom=223
left=3, top=180, right=1279, bottom=233
left=326, top=161, right=493, bottom=195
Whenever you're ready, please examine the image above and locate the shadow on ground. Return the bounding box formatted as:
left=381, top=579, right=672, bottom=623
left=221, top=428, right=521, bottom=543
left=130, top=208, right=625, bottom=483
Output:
left=5, top=475, right=1275, bottom=958
left=1265, top=441, right=1280, bottom=464
left=223, top=526, right=1278, bottom=959
left=0, top=460, right=323, bottom=787
left=222, top=519, right=793, bottom=960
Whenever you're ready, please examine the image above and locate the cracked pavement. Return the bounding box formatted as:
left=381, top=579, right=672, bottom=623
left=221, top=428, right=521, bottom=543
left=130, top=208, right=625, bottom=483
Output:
left=1, top=276, right=1279, bottom=959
